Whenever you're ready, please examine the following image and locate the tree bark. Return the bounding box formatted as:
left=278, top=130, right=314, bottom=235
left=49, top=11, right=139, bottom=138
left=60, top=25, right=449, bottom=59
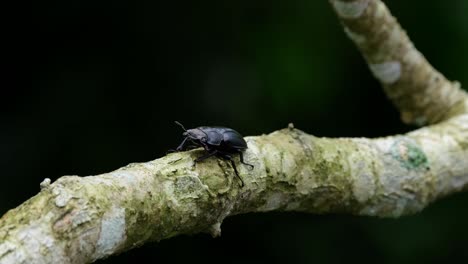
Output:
left=1, top=1, right=467, bottom=263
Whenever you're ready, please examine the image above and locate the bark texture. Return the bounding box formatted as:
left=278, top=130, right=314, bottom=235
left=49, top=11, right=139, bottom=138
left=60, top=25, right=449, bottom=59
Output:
left=330, top=0, right=467, bottom=125
left=1, top=0, right=467, bottom=263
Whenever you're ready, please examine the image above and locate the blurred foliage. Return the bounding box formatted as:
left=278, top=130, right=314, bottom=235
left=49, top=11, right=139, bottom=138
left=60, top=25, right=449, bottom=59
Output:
left=2, top=0, right=468, bottom=263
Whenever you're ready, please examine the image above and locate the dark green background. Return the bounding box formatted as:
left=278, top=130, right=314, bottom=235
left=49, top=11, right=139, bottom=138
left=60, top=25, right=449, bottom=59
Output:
left=2, top=0, right=468, bottom=263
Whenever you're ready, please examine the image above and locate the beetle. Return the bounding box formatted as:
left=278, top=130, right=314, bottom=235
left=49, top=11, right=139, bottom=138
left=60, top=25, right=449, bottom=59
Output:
left=172, top=121, right=254, bottom=187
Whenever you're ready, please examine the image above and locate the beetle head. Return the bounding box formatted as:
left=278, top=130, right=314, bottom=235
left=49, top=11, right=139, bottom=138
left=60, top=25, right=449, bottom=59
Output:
left=185, top=128, right=208, bottom=143
left=174, top=121, right=208, bottom=144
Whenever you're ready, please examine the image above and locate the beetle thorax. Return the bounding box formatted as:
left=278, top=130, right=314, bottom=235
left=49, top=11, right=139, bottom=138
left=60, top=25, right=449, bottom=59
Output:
left=185, top=128, right=207, bottom=141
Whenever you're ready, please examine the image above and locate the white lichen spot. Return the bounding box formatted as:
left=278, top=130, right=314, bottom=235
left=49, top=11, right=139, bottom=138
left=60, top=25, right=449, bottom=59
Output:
left=15, top=222, right=66, bottom=263
left=369, top=61, right=401, bottom=84
left=331, top=0, right=369, bottom=19
left=40, top=178, right=51, bottom=190
left=374, top=137, right=394, bottom=153
left=344, top=27, right=366, bottom=44
left=353, top=171, right=375, bottom=203
left=94, top=206, right=126, bottom=259
left=52, top=184, right=73, bottom=207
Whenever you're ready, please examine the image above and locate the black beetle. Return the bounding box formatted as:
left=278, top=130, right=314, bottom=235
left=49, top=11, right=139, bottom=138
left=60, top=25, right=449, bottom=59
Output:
left=172, top=121, right=254, bottom=187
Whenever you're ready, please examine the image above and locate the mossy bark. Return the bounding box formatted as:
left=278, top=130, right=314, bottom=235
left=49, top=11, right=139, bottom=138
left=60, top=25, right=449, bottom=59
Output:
left=1, top=114, right=467, bottom=263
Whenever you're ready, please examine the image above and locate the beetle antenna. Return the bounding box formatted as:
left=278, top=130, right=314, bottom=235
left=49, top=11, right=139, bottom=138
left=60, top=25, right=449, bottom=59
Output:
left=174, top=121, right=187, bottom=131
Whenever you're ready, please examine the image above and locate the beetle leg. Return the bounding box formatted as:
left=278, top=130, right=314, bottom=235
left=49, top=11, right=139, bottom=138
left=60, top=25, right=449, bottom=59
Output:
left=195, top=150, right=218, bottom=162
left=239, top=151, right=254, bottom=170
left=184, top=141, right=200, bottom=150
left=175, top=137, right=190, bottom=151
left=227, top=158, right=244, bottom=187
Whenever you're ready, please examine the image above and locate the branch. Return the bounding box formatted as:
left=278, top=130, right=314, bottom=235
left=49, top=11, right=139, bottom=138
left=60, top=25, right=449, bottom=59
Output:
left=330, top=0, right=468, bottom=125
left=1, top=1, right=467, bottom=263
left=1, top=117, right=468, bottom=263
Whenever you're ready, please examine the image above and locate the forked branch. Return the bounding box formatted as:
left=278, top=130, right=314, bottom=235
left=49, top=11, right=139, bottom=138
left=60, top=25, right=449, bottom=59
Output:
left=1, top=1, right=467, bottom=263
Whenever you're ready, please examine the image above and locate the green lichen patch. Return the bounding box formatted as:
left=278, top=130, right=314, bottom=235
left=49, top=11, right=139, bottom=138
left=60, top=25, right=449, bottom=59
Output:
left=390, top=138, right=429, bottom=170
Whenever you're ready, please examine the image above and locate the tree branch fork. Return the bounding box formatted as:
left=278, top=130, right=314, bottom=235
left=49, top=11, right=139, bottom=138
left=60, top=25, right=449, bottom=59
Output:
left=1, top=0, right=468, bottom=263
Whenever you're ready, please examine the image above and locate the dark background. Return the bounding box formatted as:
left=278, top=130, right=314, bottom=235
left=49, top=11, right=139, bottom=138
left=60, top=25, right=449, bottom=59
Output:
left=2, top=0, right=468, bottom=263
